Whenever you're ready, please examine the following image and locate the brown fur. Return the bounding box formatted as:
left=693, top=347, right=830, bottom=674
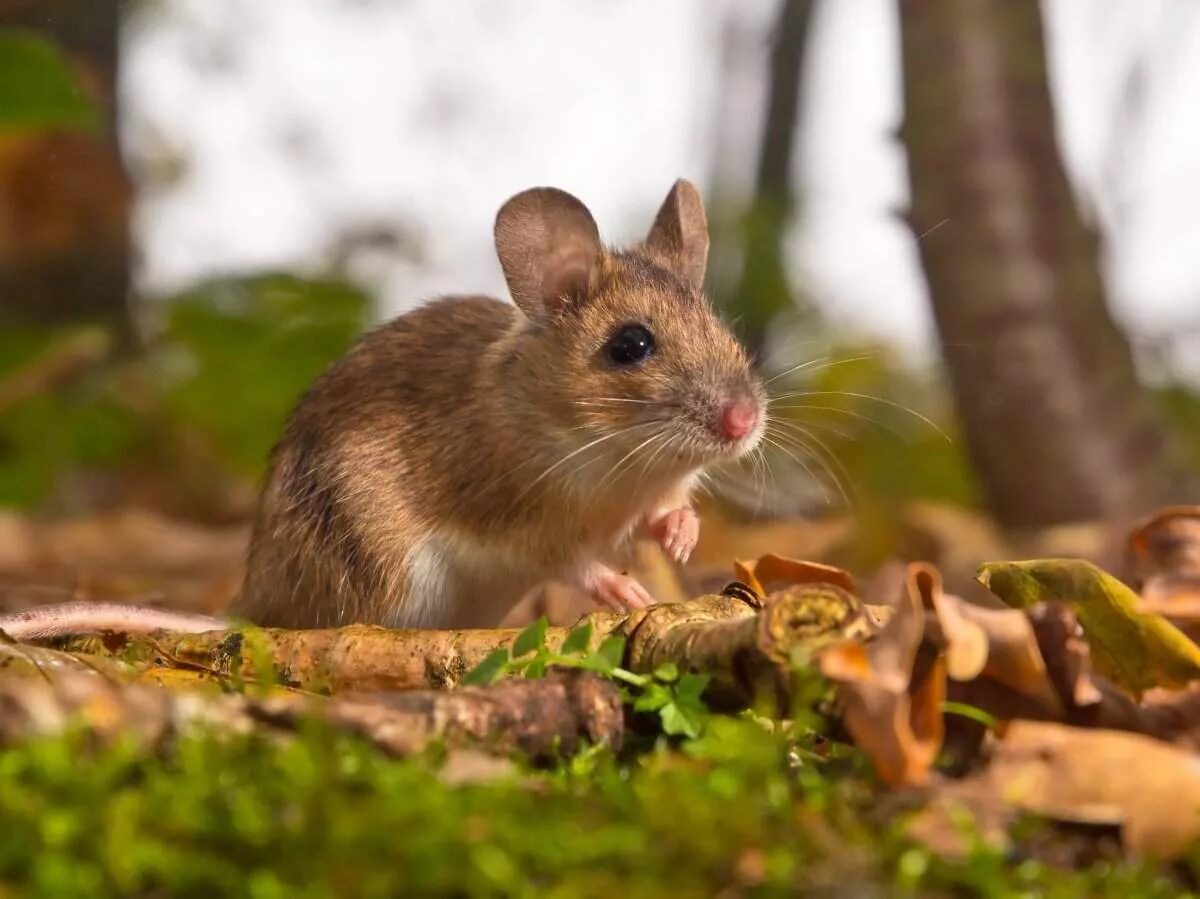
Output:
left=231, top=180, right=765, bottom=629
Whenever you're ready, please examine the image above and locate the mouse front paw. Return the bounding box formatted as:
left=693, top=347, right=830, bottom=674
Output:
left=574, top=562, right=655, bottom=613
left=646, top=507, right=699, bottom=564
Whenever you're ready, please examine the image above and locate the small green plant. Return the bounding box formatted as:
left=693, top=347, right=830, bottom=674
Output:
left=463, top=617, right=712, bottom=739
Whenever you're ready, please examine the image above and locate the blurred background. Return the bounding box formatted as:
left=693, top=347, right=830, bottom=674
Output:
left=1, top=0, right=1198, bottom=618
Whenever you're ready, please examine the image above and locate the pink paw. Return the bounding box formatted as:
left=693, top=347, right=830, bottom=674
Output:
left=577, top=563, right=655, bottom=612
left=649, top=507, right=700, bottom=564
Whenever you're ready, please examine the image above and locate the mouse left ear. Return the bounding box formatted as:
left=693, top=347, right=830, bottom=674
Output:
left=645, top=178, right=709, bottom=291
left=495, top=187, right=602, bottom=322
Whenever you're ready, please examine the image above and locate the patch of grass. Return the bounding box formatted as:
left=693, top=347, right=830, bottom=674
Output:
left=0, top=715, right=1187, bottom=898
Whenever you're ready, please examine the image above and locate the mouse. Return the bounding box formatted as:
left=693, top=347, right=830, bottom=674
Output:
left=0, top=179, right=766, bottom=639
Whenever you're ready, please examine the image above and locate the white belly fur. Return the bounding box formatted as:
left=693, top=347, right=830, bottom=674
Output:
left=385, top=534, right=547, bottom=629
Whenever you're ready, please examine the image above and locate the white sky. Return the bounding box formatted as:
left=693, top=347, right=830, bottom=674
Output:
left=120, top=0, right=1200, bottom=380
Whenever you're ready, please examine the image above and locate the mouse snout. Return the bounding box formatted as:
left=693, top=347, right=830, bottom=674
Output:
left=717, top=395, right=759, bottom=442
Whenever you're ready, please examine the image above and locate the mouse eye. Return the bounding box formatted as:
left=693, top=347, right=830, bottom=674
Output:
left=604, top=323, right=656, bottom=367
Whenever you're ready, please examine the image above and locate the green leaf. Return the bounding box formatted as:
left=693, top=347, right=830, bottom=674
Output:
left=161, top=274, right=369, bottom=477
left=524, top=657, right=547, bottom=680
left=674, top=673, right=710, bottom=704
left=652, top=662, right=679, bottom=683
left=633, top=683, right=671, bottom=713
left=512, top=616, right=548, bottom=658
left=0, top=30, right=98, bottom=130
left=940, top=701, right=997, bottom=729
left=978, top=559, right=1200, bottom=693
left=560, top=621, right=593, bottom=656
left=595, top=635, right=626, bottom=672
left=462, top=648, right=510, bottom=686
left=659, top=700, right=706, bottom=740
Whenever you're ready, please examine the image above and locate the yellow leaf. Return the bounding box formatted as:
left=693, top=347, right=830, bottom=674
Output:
left=977, top=559, right=1200, bottom=693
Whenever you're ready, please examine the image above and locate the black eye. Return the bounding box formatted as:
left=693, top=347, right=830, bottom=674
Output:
left=604, top=323, right=656, bottom=367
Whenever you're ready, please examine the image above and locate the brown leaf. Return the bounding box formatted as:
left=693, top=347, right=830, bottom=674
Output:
left=908, top=563, right=987, bottom=681
left=818, top=580, right=943, bottom=786
left=733, top=554, right=857, bottom=599
left=1128, top=506, right=1200, bottom=618
left=910, top=562, right=1059, bottom=710
left=911, top=720, right=1200, bottom=860
left=1026, top=603, right=1102, bottom=709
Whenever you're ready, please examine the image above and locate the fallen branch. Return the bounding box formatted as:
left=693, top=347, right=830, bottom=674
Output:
left=0, top=643, right=621, bottom=760
left=46, top=587, right=868, bottom=703
left=256, top=669, right=624, bottom=759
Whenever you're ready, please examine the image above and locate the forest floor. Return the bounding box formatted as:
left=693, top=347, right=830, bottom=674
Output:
left=2, top=500, right=1200, bottom=898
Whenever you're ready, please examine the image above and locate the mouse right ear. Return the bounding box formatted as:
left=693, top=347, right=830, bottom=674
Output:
left=495, top=187, right=602, bottom=321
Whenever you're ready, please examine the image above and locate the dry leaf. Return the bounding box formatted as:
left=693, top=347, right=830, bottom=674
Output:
left=979, top=559, right=1200, bottom=693
left=1128, top=506, right=1200, bottom=618
left=911, top=720, right=1200, bottom=860
left=818, top=581, right=943, bottom=786
left=734, top=554, right=857, bottom=599
left=909, top=563, right=1059, bottom=711
left=908, top=563, right=987, bottom=681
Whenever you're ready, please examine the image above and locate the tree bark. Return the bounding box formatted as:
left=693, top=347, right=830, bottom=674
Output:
left=898, top=0, right=1192, bottom=528
left=723, top=0, right=815, bottom=359
left=45, top=587, right=870, bottom=706
left=0, top=0, right=132, bottom=337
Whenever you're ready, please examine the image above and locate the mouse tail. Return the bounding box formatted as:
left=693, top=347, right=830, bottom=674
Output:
left=0, top=601, right=227, bottom=641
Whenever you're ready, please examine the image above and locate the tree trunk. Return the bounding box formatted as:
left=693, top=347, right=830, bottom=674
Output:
left=898, top=0, right=1192, bottom=528
left=0, top=0, right=132, bottom=338
left=723, top=0, right=815, bottom=360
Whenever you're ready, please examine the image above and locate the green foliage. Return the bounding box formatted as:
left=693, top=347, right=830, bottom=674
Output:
left=1158, top=381, right=1200, bottom=469
left=0, top=718, right=1187, bottom=898
left=0, top=327, right=141, bottom=507
left=463, top=617, right=711, bottom=740
left=774, top=342, right=979, bottom=510
left=0, top=29, right=98, bottom=131
left=0, top=275, right=370, bottom=509
left=159, top=274, right=370, bottom=476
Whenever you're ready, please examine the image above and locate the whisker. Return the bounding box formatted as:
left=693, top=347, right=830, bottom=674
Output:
left=514, top=421, right=659, bottom=502
left=595, top=430, right=667, bottom=493
left=760, top=434, right=831, bottom=506
left=572, top=397, right=655, bottom=406
left=764, top=351, right=881, bottom=387
left=769, top=390, right=951, bottom=442
left=766, top=419, right=856, bottom=507
left=769, top=402, right=910, bottom=443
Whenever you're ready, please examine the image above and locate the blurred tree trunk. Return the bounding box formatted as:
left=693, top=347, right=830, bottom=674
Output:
left=899, top=0, right=1192, bottom=528
left=726, top=0, right=815, bottom=360
left=0, top=0, right=132, bottom=339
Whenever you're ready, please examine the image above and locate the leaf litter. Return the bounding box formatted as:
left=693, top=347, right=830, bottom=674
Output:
left=7, top=502, right=1200, bottom=872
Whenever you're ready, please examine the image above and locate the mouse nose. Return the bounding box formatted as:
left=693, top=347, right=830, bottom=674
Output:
left=719, top=396, right=759, bottom=441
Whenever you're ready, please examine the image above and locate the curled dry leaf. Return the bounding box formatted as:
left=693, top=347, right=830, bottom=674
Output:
left=1128, top=506, right=1200, bottom=619
left=733, top=554, right=857, bottom=599
left=978, top=559, right=1200, bottom=694
left=818, top=579, right=944, bottom=787
left=732, top=554, right=890, bottom=638
left=908, top=563, right=987, bottom=681
left=909, top=720, right=1200, bottom=861
left=913, top=564, right=1060, bottom=712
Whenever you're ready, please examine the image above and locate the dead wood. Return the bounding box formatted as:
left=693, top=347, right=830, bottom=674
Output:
left=0, top=643, right=620, bottom=762
left=253, top=669, right=623, bottom=760
left=44, top=588, right=869, bottom=705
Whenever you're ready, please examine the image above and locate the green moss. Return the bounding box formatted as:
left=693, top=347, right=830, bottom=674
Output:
left=0, top=716, right=1187, bottom=898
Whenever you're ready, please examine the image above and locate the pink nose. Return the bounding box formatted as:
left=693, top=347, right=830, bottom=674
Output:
left=719, top=398, right=758, bottom=441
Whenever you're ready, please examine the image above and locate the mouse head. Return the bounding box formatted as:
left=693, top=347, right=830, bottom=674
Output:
left=495, top=179, right=766, bottom=487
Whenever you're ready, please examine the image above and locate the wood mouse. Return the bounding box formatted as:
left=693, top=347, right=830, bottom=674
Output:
left=0, top=179, right=765, bottom=638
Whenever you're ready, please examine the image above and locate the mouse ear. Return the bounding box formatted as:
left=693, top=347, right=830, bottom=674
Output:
left=645, top=178, right=709, bottom=291
left=495, top=187, right=602, bottom=320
